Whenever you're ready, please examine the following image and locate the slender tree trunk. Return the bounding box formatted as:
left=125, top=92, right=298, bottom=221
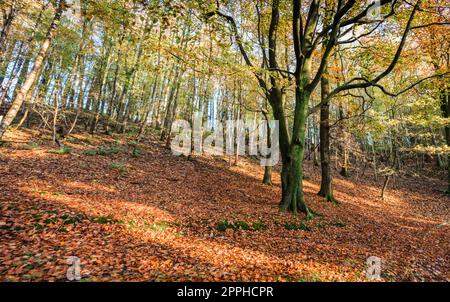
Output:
left=0, top=39, right=17, bottom=84
left=234, top=90, right=242, bottom=166
left=372, top=140, right=378, bottom=181
left=312, top=113, right=319, bottom=166
left=381, top=175, right=390, bottom=200
left=0, top=4, right=20, bottom=65
left=160, top=67, right=181, bottom=140
left=165, top=81, right=181, bottom=147
left=262, top=109, right=273, bottom=186
left=318, top=107, right=335, bottom=202
left=317, top=62, right=336, bottom=202
left=9, top=1, right=49, bottom=106
left=338, top=105, right=350, bottom=177
left=0, top=47, right=24, bottom=105
left=152, top=66, right=170, bottom=128
left=0, top=1, right=65, bottom=139
left=137, top=105, right=151, bottom=140
left=52, top=78, right=61, bottom=146
left=155, top=64, right=175, bottom=130
left=441, top=88, right=450, bottom=193
left=89, top=44, right=111, bottom=134
left=429, top=128, right=444, bottom=168
left=105, top=31, right=125, bottom=134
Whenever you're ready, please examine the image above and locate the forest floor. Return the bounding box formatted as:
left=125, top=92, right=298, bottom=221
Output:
left=0, top=128, right=448, bottom=282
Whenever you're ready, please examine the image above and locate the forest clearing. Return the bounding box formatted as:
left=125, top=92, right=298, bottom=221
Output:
left=0, top=0, right=449, bottom=285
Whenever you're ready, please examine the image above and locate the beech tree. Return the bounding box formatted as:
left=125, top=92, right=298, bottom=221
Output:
left=205, top=0, right=448, bottom=214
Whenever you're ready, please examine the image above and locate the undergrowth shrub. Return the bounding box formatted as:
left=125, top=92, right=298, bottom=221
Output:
left=84, top=146, right=122, bottom=156
left=48, top=147, right=73, bottom=154
left=217, top=220, right=267, bottom=232
left=20, top=142, right=39, bottom=150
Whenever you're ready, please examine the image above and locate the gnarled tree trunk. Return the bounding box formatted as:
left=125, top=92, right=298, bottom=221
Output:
left=277, top=86, right=312, bottom=217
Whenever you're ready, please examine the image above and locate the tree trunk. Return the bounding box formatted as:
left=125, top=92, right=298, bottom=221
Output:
left=441, top=88, right=450, bottom=193
left=372, top=140, right=378, bottom=181
left=152, top=66, right=170, bottom=128
left=0, top=3, right=20, bottom=65
left=262, top=109, right=273, bottom=186
left=318, top=68, right=336, bottom=202
left=312, top=113, right=319, bottom=166
left=234, top=91, right=242, bottom=166
left=116, top=37, right=145, bottom=133
left=105, top=31, right=125, bottom=134
left=381, top=175, right=390, bottom=200
left=278, top=86, right=311, bottom=217
left=160, top=67, right=181, bottom=140
left=164, top=79, right=181, bottom=147
left=89, top=44, right=111, bottom=134
left=338, top=105, right=350, bottom=177
left=0, top=1, right=65, bottom=139
left=0, top=46, right=24, bottom=105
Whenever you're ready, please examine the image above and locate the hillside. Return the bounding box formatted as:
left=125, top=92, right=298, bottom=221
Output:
left=0, top=129, right=448, bottom=282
